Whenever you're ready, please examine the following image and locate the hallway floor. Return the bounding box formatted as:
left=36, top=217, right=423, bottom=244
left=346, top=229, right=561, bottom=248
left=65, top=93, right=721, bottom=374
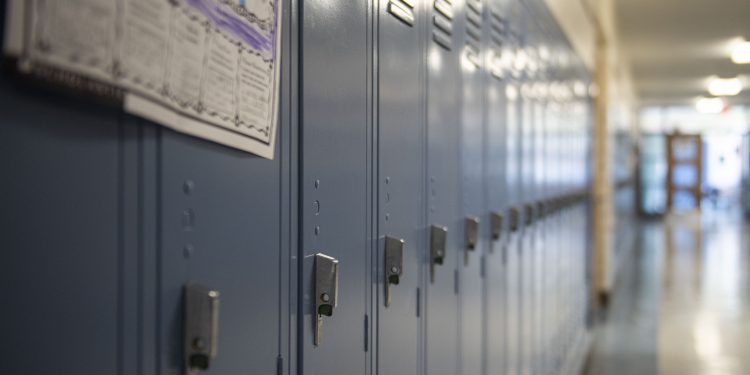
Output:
left=585, top=209, right=750, bottom=375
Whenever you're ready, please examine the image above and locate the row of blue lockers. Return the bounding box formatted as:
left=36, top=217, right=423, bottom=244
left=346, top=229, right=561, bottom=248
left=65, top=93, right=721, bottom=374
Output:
left=0, top=0, right=593, bottom=374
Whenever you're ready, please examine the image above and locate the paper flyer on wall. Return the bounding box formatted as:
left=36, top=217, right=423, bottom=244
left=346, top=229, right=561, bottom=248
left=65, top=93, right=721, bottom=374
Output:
left=2, top=0, right=281, bottom=159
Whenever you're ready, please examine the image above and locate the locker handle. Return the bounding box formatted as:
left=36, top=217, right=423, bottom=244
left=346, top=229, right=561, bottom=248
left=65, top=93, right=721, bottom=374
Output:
left=384, top=236, right=405, bottom=307
left=464, top=216, right=480, bottom=265
left=430, top=225, right=448, bottom=283
left=490, top=212, right=503, bottom=241
left=536, top=201, right=546, bottom=219
left=184, top=283, right=220, bottom=372
left=524, top=204, right=535, bottom=226
left=314, top=253, right=339, bottom=346
left=509, top=207, right=520, bottom=232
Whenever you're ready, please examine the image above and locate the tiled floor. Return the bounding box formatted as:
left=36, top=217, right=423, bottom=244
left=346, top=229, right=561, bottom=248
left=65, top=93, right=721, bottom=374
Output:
left=586, top=208, right=750, bottom=375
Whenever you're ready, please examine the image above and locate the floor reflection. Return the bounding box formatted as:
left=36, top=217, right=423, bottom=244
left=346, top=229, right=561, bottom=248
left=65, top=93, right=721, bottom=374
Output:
left=586, top=208, right=750, bottom=375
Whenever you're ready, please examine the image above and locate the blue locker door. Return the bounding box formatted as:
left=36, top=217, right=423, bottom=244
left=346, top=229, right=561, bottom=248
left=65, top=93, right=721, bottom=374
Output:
left=518, top=15, right=536, bottom=374
left=376, top=1, right=424, bottom=374
left=549, top=61, right=564, bottom=371
left=158, top=128, right=283, bottom=375
left=529, top=25, right=547, bottom=373
left=520, top=108, right=534, bottom=375
left=504, top=33, right=522, bottom=375
left=483, top=2, right=509, bottom=373
left=504, top=5, right=527, bottom=374
left=532, top=49, right=547, bottom=375
left=299, top=0, right=371, bottom=374
left=460, top=1, right=486, bottom=375
left=0, top=76, right=120, bottom=375
left=540, top=53, right=555, bottom=375
left=425, top=0, right=462, bottom=373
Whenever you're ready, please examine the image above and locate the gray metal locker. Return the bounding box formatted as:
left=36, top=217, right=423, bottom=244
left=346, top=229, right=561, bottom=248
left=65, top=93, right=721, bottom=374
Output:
left=503, top=4, right=524, bottom=373
left=528, top=18, right=548, bottom=375
left=298, top=0, right=371, bottom=374
left=459, top=1, right=486, bottom=374
left=0, top=78, right=291, bottom=375
left=517, top=7, right=537, bottom=374
left=1, top=0, right=295, bottom=372
left=483, top=1, right=511, bottom=374
left=425, top=0, right=463, bottom=373
left=157, top=127, right=286, bottom=375
left=537, top=27, right=558, bottom=375
left=375, top=1, right=424, bottom=374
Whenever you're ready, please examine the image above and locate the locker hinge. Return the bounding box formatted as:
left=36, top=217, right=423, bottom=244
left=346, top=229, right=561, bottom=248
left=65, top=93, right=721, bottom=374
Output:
left=454, top=269, right=459, bottom=295
left=276, top=356, right=283, bottom=375
left=364, top=314, right=369, bottom=352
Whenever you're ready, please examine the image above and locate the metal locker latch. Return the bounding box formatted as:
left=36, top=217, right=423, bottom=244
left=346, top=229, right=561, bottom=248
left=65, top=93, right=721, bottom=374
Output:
left=464, top=216, right=480, bottom=265
left=314, top=253, right=339, bottom=346
left=184, top=283, right=220, bottom=374
left=384, top=236, right=405, bottom=307
left=537, top=201, right=546, bottom=219
left=490, top=212, right=503, bottom=242
left=524, top=204, right=534, bottom=226
left=509, top=207, right=520, bottom=232
left=430, top=225, right=448, bottom=283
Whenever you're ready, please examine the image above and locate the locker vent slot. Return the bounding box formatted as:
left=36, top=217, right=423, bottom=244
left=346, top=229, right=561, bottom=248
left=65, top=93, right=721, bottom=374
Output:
left=464, top=0, right=482, bottom=66
left=432, top=0, right=454, bottom=50
left=490, top=7, right=505, bottom=45
left=489, top=6, right=505, bottom=80
left=388, top=0, right=415, bottom=27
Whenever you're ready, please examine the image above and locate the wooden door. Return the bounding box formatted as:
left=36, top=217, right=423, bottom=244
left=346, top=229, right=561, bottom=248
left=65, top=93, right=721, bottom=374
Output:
left=666, top=134, right=703, bottom=211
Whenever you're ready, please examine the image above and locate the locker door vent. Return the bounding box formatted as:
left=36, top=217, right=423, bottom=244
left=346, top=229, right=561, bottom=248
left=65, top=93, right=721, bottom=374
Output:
left=388, top=0, right=416, bottom=27
left=488, top=6, right=505, bottom=80
left=489, top=8, right=505, bottom=47
left=433, top=0, right=454, bottom=50
left=464, top=0, right=482, bottom=67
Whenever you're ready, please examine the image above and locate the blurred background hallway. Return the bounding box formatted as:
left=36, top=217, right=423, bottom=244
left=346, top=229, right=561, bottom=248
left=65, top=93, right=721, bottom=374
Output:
left=587, top=206, right=750, bottom=375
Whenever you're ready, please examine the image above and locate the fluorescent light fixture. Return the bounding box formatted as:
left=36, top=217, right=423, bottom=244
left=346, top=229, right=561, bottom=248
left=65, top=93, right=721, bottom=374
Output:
left=731, top=40, right=750, bottom=64
left=707, top=77, right=743, bottom=96
left=695, top=97, right=726, bottom=114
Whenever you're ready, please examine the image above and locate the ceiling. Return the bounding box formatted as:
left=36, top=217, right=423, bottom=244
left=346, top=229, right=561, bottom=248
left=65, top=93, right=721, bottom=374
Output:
left=614, top=0, right=750, bottom=106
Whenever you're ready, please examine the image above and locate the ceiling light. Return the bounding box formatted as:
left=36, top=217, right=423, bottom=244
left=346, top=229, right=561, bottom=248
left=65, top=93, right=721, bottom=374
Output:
left=707, top=77, right=743, bottom=96
left=731, top=40, right=750, bottom=64
left=695, top=97, right=726, bottom=114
